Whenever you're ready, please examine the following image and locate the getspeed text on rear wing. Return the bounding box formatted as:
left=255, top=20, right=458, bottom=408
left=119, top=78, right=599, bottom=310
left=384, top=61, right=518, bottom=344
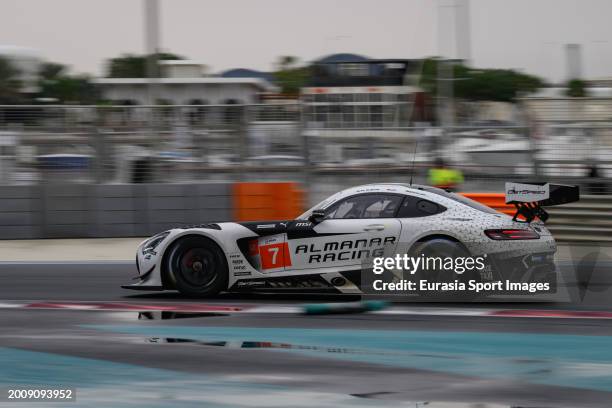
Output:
left=505, top=182, right=580, bottom=223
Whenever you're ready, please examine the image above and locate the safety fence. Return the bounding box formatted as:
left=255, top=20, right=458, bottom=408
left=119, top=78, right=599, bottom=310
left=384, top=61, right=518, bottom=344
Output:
left=0, top=103, right=611, bottom=194
left=545, top=195, right=612, bottom=242
left=0, top=181, right=609, bottom=243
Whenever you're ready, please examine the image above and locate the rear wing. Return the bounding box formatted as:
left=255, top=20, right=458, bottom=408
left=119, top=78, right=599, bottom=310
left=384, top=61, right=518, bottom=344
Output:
left=505, top=182, right=580, bottom=223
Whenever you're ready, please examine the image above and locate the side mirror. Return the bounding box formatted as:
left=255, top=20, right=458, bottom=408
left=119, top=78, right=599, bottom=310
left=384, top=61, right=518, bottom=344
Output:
left=308, top=209, right=326, bottom=224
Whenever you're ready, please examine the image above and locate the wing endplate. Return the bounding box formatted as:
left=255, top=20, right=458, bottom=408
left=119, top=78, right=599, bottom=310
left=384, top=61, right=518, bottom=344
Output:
left=505, top=182, right=579, bottom=223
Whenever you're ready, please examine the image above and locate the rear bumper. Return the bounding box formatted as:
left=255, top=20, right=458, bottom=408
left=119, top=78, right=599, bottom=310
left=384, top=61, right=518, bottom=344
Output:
left=488, top=251, right=557, bottom=284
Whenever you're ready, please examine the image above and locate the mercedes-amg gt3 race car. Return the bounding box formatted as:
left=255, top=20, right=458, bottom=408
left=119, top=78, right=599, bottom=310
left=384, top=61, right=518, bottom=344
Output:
left=123, top=182, right=578, bottom=297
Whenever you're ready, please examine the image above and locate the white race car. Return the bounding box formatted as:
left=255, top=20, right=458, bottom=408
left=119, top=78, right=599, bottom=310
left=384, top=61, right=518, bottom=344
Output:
left=123, top=182, right=578, bottom=297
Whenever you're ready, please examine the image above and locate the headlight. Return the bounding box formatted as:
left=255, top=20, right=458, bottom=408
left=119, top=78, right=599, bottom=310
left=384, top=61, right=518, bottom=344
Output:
left=142, top=231, right=170, bottom=254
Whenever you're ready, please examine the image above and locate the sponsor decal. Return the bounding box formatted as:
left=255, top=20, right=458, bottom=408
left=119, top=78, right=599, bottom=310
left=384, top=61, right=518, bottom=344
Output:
left=295, top=236, right=396, bottom=264
left=233, top=271, right=251, bottom=277
left=355, top=188, right=382, bottom=193
left=505, top=182, right=550, bottom=203
left=257, top=224, right=276, bottom=229
left=231, top=257, right=248, bottom=272
left=260, top=235, right=283, bottom=245
left=235, top=280, right=266, bottom=288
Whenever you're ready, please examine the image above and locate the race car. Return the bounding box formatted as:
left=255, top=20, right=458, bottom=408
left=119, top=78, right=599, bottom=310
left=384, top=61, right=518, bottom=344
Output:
left=123, top=182, right=579, bottom=297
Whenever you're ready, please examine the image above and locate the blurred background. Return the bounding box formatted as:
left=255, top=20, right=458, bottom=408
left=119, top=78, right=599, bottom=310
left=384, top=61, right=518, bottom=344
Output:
left=0, top=0, right=611, bottom=240
left=3, top=5, right=612, bottom=407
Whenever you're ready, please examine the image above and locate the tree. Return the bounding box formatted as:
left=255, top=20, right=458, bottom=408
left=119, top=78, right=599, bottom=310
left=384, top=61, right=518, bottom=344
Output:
left=419, top=57, right=545, bottom=102
left=277, top=55, right=297, bottom=70
left=39, top=75, right=98, bottom=104
left=273, top=55, right=310, bottom=96
left=566, top=78, right=587, bottom=97
left=0, top=56, right=22, bottom=104
left=419, top=57, right=442, bottom=95
left=39, top=62, right=67, bottom=80
left=38, top=61, right=98, bottom=103
left=456, top=68, right=544, bottom=102
left=106, top=52, right=184, bottom=78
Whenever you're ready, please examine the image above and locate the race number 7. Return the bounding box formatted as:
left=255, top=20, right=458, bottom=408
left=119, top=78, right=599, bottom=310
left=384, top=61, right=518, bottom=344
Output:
left=259, top=243, right=291, bottom=270
left=268, top=247, right=279, bottom=264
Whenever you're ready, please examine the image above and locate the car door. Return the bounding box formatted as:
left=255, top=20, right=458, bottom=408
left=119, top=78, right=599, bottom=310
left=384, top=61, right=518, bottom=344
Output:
left=285, top=193, right=403, bottom=272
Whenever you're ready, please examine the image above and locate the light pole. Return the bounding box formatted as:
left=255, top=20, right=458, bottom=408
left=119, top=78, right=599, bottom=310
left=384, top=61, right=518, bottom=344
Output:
left=437, top=0, right=471, bottom=129
left=437, top=1, right=456, bottom=129
left=144, top=0, right=160, bottom=106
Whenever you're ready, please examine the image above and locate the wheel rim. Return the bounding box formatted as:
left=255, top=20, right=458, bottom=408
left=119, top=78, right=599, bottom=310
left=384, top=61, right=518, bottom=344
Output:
left=417, top=242, right=472, bottom=284
left=178, top=247, right=218, bottom=288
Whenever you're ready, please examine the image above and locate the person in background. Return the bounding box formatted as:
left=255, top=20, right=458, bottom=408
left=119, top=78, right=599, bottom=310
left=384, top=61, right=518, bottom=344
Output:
left=428, top=158, right=464, bottom=191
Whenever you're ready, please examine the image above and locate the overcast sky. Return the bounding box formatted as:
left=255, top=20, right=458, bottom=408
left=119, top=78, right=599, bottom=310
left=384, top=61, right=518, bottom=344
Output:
left=1, top=0, right=611, bottom=83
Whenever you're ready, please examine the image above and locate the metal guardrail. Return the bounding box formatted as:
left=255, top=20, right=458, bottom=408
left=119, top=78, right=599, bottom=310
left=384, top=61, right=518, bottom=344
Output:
left=546, top=195, right=612, bottom=242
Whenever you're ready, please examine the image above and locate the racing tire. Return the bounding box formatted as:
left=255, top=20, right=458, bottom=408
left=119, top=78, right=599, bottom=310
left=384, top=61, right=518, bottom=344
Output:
left=165, top=236, right=228, bottom=297
left=409, top=238, right=479, bottom=301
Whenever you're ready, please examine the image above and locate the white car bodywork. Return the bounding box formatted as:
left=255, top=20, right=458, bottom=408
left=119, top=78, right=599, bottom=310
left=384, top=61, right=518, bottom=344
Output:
left=125, top=183, right=556, bottom=294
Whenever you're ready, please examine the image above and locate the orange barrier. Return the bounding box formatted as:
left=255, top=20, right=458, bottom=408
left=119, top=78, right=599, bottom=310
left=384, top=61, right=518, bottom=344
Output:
left=461, top=193, right=514, bottom=216
left=232, top=185, right=509, bottom=221
left=233, top=182, right=305, bottom=221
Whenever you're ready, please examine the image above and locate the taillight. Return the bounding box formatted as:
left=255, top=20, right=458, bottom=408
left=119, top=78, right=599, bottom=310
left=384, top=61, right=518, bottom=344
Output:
left=485, top=229, right=540, bottom=240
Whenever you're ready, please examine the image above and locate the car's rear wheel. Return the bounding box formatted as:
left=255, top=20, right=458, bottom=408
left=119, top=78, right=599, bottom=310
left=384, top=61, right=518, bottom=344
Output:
left=165, top=236, right=228, bottom=297
left=409, top=238, right=479, bottom=301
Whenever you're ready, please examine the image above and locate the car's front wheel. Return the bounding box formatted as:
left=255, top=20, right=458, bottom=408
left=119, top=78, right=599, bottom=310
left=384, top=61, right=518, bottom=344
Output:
left=165, top=236, right=228, bottom=297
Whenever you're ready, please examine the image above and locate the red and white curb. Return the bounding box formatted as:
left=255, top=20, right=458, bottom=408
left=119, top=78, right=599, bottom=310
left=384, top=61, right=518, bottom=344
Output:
left=1, top=301, right=612, bottom=320
left=17, top=302, right=245, bottom=313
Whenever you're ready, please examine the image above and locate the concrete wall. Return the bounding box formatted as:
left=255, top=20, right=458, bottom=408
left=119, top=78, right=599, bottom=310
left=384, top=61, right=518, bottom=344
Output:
left=97, top=83, right=260, bottom=105
left=0, top=185, right=43, bottom=239
left=0, top=183, right=232, bottom=239
left=0, top=182, right=608, bottom=242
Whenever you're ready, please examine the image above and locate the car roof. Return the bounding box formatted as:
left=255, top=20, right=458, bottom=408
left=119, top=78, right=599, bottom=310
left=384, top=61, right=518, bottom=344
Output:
left=318, top=183, right=448, bottom=207
left=369, top=183, right=447, bottom=194
left=301, top=183, right=498, bottom=219
left=333, top=183, right=500, bottom=215
left=341, top=183, right=449, bottom=197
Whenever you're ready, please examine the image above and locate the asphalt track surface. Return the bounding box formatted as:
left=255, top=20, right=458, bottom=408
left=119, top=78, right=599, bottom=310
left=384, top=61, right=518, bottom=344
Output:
left=1, top=259, right=612, bottom=407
